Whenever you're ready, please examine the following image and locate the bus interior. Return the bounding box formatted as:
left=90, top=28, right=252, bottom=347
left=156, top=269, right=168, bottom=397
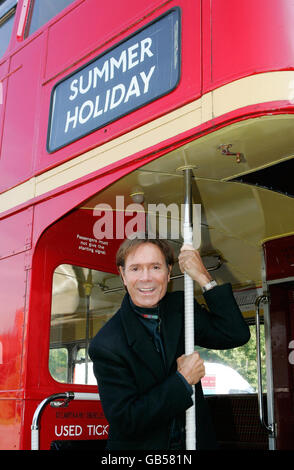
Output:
left=42, top=114, right=294, bottom=449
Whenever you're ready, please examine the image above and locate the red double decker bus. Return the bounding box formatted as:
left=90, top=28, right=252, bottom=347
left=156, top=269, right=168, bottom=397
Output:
left=0, top=0, right=294, bottom=450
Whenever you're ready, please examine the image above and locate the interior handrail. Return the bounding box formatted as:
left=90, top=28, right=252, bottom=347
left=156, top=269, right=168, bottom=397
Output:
left=31, top=391, right=100, bottom=450
left=255, top=295, right=275, bottom=436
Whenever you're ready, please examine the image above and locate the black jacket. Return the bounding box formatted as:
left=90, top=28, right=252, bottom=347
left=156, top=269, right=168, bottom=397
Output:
left=89, top=284, right=250, bottom=450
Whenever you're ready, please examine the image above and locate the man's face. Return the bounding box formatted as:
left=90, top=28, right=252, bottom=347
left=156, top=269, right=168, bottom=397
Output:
left=119, top=243, right=171, bottom=308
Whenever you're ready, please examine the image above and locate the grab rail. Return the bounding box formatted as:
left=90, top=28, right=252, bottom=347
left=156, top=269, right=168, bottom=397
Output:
left=103, top=255, right=223, bottom=294
left=255, top=295, right=275, bottom=436
left=31, top=391, right=100, bottom=450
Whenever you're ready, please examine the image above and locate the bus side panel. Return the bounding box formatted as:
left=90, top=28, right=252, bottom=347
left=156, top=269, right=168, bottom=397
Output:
left=0, top=59, right=9, bottom=155
left=0, top=253, right=28, bottom=450
left=45, top=0, right=169, bottom=82
left=0, top=208, right=33, bottom=449
left=0, top=398, right=23, bottom=450
left=0, top=35, right=44, bottom=193
left=205, top=0, right=294, bottom=91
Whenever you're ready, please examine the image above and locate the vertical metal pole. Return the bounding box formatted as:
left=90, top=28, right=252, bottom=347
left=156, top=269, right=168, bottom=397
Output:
left=255, top=294, right=276, bottom=443
left=84, top=270, right=93, bottom=385
left=183, top=168, right=196, bottom=450
left=85, top=294, right=90, bottom=384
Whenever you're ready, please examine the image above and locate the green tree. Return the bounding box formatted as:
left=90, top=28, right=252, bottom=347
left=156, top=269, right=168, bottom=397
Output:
left=196, top=325, right=266, bottom=392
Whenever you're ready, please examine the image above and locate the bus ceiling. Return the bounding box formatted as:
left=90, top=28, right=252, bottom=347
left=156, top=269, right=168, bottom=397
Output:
left=66, top=116, right=293, bottom=293
left=34, top=113, right=294, bottom=296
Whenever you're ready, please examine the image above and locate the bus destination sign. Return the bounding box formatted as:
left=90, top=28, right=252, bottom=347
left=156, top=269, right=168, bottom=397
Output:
left=47, top=9, right=181, bottom=152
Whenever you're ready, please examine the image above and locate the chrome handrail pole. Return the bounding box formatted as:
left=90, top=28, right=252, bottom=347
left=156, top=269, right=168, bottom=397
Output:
left=255, top=295, right=275, bottom=436
left=31, top=391, right=100, bottom=450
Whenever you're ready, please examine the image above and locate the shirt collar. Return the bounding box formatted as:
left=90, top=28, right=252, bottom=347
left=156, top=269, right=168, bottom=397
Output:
left=129, top=297, right=160, bottom=321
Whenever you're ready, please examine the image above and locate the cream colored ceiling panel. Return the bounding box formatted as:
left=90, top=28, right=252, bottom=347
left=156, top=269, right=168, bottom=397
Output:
left=79, top=117, right=294, bottom=290
left=140, top=115, right=294, bottom=181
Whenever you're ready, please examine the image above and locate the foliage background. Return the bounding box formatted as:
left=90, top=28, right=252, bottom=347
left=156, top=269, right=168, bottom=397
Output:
left=196, top=324, right=266, bottom=392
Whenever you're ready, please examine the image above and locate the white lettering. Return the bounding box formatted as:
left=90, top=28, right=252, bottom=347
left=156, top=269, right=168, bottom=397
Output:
left=79, top=71, right=92, bottom=94
left=65, top=106, right=78, bottom=132
left=101, top=455, right=136, bottom=467
left=93, top=61, right=110, bottom=85
left=110, top=83, right=125, bottom=110
left=125, top=203, right=146, bottom=239
left=87, top=424, right=109, bottom=436
left=124, top=75, right=140, bottom=103
left=104, top=88, right=111, bottom=113
left=128, top=43, right=139, bottom=69
left=110, top=51, right=127, bottom=80
left=140, top=65, right=155, bottom=93
left=55, top=425, right=63, bottom=437
left=90, top=197, right=202, bottom=242
left=69, top=79, right=79, bottom=100
left=66, top=35, right=155, bottom=106
left=93, top=95, right=103, bottom=117
left=65, top=58, right=156, bottom=132
left=79, top=100, right=94, bottom=124
left=54, top=425, right=82, bottom=437
left=148, top=203, right=179, bottom=239
left=115, top=196, right=125, bottom=239
left=140, top=37, right=153, bottom=62
left=93, top=203, right=113, bottom=239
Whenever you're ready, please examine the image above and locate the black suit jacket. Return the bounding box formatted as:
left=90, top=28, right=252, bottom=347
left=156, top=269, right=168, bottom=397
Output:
left=89, top=284, right=250, bottom=450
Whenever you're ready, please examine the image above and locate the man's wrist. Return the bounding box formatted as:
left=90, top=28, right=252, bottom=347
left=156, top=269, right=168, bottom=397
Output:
left=194, top=272, right=213, bottom=287
left=176, top=371, right=193, bottom=394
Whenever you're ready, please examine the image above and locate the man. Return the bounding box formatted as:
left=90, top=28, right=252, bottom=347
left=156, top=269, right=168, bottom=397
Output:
left=89, top=238, right=250, bottom=450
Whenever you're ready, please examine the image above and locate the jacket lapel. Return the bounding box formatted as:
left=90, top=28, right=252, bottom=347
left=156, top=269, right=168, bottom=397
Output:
left=120, top=294, right=166, bottom=382
left=159, top=292, right=183, bottom=374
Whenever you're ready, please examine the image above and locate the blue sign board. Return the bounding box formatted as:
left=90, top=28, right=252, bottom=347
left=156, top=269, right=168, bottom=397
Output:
left=47, top=9, right=181, bottom=152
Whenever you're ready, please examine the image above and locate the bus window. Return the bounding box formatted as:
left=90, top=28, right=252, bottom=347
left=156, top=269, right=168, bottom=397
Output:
left=26, top=0, right=76, bottom=37
left=198, top=324, right=266, bottom=395
left=49, top=263, right=123, bottom=385
left=0, top=0, right=17, bottom=58
left=49, top=347, right=68, bottom=383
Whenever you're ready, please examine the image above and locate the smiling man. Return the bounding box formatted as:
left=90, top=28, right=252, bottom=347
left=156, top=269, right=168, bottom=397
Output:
left=118, top=241, right=171, bottom=308
left=89, top=238, right=250, bottom=450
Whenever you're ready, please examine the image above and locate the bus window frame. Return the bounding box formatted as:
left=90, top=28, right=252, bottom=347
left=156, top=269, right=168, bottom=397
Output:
left=48, top=260, right=122, bottom=387
left=0, top=0, right=17, bottom=20
left=0, top=0, right=17, bottom=58
left=24, top=0, right=78, bottom=39
left=49, top=341, right=87, bottom=384
left=199, top=318, right=265, bottom=397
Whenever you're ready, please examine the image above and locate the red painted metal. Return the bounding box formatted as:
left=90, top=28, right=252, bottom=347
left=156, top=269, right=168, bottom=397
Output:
left=203, top=0, right=294, bottom=91
left=0, top=253, right=27, bottom=449
left=2, top=0, right=294, bottom=192
left=264, top=235, right=294, bottom=281
left=1, top=0, right=294, bottom=192
left=20, top=208, right=123, bottom=450
left=263, top=236, right=294, bottom=449
left=1, top=0, right=294, bottom=449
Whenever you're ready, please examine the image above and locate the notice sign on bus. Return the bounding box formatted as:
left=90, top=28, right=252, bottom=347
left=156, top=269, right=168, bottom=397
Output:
left=47, top=9, right=181, bottom=152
